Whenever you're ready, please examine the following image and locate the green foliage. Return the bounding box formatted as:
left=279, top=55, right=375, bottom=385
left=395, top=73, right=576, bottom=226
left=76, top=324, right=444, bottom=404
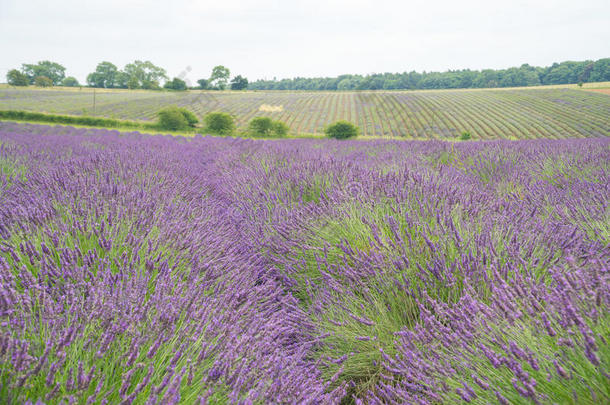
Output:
left=210, top=65, right=230, bottom=90
left=460, top=131, right=472, bottom=140
left=21, top=61, right=66, bottom=85
left=61, top=76, right=79, bottom=87
left=0, top=110, right=143, bottom=129
left=157, top=106, right=189, bottom=131
left=126, top=76, right=140, bottom=90
left=0, top=211, right=224, bottom=405
left=0, top=156, right=27, bottom=185
left=230, top=75, right=248, bottom=90
left=123, top=60, right=167, bottom=90
left=164, top=77, right=187, bottom=91
left=248, top=117, right=289, bottom=137
left=280, top=200, right=466, bottom=394
left=6, top=69, right=28, bottom=86
left=248, top=117, right=273, bottom=135
left=197, top=79, right=209, bottom=90
left=204, top=112, right=235, bottom=135
left=325, top=121, right=358, bottom=139
left=141, top=80, right=161, bottom=90
left=87, top=61, right=118, bottom=88
left=177, top=107, right=198, bottom=127
left=247, top=58, right=610, bottom=91
left=272, top=120, right=289, bottom=136
left=34, top=76, right=53, bottom=87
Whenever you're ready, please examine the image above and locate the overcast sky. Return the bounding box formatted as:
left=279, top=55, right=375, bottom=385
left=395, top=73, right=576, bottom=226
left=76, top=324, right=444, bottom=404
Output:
left=1, top=0, right=609, bottom=85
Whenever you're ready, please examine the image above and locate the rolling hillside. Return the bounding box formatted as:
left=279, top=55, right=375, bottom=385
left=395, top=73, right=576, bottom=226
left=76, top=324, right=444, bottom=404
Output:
left=1, top=85, right=609, bottom=139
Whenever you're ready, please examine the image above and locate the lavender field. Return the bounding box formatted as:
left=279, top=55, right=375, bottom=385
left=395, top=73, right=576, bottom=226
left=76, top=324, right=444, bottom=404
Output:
left=1, top=86, right=610, bottom=139
left=0, top=122, right=609, bottom=404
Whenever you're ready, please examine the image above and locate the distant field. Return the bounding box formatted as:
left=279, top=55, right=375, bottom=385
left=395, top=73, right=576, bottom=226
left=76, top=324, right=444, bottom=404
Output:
left=1, top=84, right=609, bottom=138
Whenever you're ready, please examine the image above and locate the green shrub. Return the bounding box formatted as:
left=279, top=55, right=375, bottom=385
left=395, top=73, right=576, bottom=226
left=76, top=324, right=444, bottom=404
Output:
left=204, top=112, right=235, bottom=135
left=34, top=76, right=53, bottom=87
left=249, top=117, right=273, bottom=135
left=156, top=106, right=198, bottom=130
left=325, top=120, right=358, bottom=139
left=177, top=107, right=198, bottom=127
left=0, top=110, right=143, bottom=129
left=460, top=131, right=472, bottom=141
left=272, top=121, right=289, bottom=137
left=248, top=117, right=289, bottom=137
left=157, top=107, right=189, bottom=131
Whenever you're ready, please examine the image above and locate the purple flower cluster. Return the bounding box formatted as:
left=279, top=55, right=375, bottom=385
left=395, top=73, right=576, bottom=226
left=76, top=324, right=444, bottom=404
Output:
left=0, top=122, right=608, bottom=404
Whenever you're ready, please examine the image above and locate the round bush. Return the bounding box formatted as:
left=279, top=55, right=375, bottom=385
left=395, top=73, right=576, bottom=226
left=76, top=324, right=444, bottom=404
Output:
left=177, top=107, right=198, bottom=127
left=204, top=112, right=235, bottom=135
left=157, top=107, right=189, bottom=131
left=272, top=121, right=289, bottom=137
left=249, top=117, right=274, bottom=136
left=248, top=117, right=290, bottom=137
left=325, top=121, right=358, bottom=139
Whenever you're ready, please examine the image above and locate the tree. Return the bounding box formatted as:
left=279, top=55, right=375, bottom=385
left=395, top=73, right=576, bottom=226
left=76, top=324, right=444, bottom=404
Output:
left=203, top=112, right=235, bottom=134
left=126, top=76, right=140, bottom=89
left=164, top=77, right=187, bottom=91
left=210, top=65, right=230, bottom=90
left=246, top=57, right=610, bottom=91
left=197, top=79, right=210, bottom=90
left=61, top=77, right=80, bottom=87
left=21, top=61, right=66, bottom=85
left=325, top=121, right=358, bottom=139
left=123, top=60, right=167, bottom=90
left=87, top=62, right=118, bottom=88
left=589, top=58, right=610, bottom=82
left=6, top=69, right=28, bottom=86
left=230, top=75, right=248, bottom=90
left=141, top=80, right=162, bottom=90
left=578, top=62, right=595, bottom=83
left=114, top=72, right=130, bottom=89
left=34, top=76, right=53, bottom=87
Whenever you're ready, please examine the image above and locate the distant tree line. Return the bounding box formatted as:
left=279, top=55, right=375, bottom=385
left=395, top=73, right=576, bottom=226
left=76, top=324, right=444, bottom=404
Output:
left=6, top=61, right=80, bottom=87
left=6, top=61, right=249, bottom=91
left=248, top=58, right=610, bottom=91
left=87, top=60, right=168, bottom=90
left=7, top=58, right=609, bottom=91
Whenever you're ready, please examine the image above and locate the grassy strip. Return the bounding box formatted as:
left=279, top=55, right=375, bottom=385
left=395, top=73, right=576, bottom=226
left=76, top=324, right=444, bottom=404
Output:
left=0, top=109, right=152, bottom=130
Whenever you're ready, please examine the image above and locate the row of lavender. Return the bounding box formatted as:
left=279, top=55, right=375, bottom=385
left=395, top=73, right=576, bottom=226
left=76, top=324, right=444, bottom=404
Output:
left=0, top=122, right=608, bottom=404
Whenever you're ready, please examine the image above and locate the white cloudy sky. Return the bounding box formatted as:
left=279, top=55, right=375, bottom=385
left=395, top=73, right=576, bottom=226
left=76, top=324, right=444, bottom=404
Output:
left=1, top=0, right=609, bottom=84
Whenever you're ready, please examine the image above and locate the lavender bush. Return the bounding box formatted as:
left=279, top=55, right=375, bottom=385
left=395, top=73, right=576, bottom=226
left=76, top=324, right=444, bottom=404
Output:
left=0, top=122, right=608, bottom=404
